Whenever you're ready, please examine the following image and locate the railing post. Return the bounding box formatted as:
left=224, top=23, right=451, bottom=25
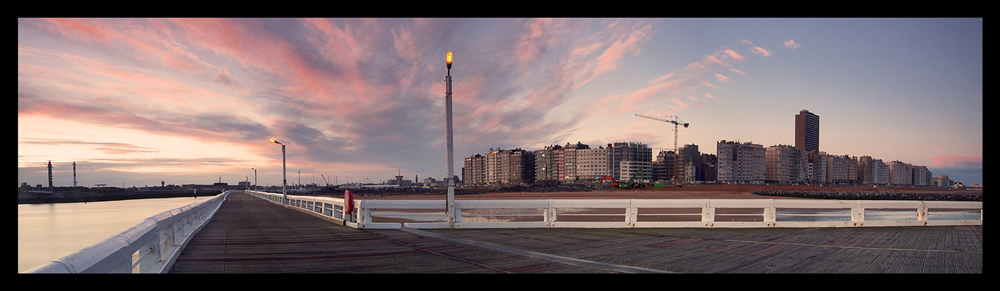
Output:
left=917, top=202, right=928, bottom=221
left=764, top=199, right=776, bottom=223
left=546, top=199, right=555, bottom=227
left=627, top=199, right=637, bottom=228
left=851, top=201, right=864, bottom=222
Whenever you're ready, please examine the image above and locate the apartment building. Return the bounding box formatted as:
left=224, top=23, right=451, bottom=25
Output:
left=701, top=153, right=717, bottom=182
left=652, top=150, right=676, bottom=183
left=533, top=145, right=560, bottom=183
left=826, top=155, right=858, bottom=185
left=557, top=142, right=588, bottom=183
left=717, top=140, right=765, bottom=184
left=485, top=148, right=535, bottom=185
left=463, top=154, right=485, bottom=186
left=912, top=165, right=932, bottom=187
left=678, top=144, right=701, bottom=183
left=578, top=146, right=609, bottom=182
left=765, top=144, right=808, bottom=184
left=795, top=109, right=820, bottom=152
left=857, top=156, right=889, bottom=186
left=932, top=174, right=952, bottom=188
left=806, top=150, right=827, bottom=185
left=607, top=142, right=653, bottom=181
left=888, top=161, right=913, bottom=186
left=619, top=161, right=652, bottom=183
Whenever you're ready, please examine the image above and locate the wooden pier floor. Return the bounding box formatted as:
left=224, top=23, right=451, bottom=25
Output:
left=170, top=192, right=982, bottom=273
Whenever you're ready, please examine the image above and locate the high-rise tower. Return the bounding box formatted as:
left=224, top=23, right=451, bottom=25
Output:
left=48, top=161, right=53, bottom=191
left=795, top=110, right=819, bottom=152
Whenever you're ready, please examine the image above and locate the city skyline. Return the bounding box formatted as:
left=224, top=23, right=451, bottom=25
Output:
left=18, top=18, right=983, bottom=187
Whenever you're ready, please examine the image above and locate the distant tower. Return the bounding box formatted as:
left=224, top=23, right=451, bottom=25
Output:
left=48, top=161, right=53, bottom=191
left=73, top=161, right=77, bottom=188
left=795, top=110, right=819, bottom=152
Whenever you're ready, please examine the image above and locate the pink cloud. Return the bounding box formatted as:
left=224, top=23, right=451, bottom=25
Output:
left=723, top=49, right=746, bottom=61
left=516, top=18, right=557, bottom=65
left=715, top=73, right=733, bottom=83
left=30, top=18, right=210, bottom=74
left=699, top=80, right=722, bottom=90
left=591, top=22, right=654, bottom=77
left=670, top=98, right=690, bottom=108
left=213, top=67, right=249, bottom=95
left=741, top=39, right=772, bottom=57
left=162, top=18, right=382, bottom=122
left=784, top=39, right=801, bottom=49
left=586, top=45, right=749, bottom=117
left=749, top=46, right=771, bottom=57
left=929, top=155, right=982, bottom=168
left=566, top=19, right=657, bottom=90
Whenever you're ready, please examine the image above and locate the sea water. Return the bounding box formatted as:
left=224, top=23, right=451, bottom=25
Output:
left=17, top=196, right=212, bottom=272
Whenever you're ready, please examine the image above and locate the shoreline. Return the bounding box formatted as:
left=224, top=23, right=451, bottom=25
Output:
left=298, top=184, right=983, bottom=201
left=17, top=190, right=222, bottom=205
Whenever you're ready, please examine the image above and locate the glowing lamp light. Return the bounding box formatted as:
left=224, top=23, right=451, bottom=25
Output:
left=270, top=138, right=281, bottom=144
left=447, top=52, right=452, bottom=70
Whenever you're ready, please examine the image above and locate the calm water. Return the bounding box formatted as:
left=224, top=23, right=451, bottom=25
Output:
left=17, top=196, right=212, bottom=272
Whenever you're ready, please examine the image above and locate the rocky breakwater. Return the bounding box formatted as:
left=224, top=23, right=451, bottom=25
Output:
left=751, top=190, right=981, bottom=201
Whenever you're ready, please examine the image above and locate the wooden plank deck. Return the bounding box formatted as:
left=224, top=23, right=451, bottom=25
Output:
left=171, top=192, right=982, bottom=273
left=169, top=192, right=615, bottom=274
left=418, top=225, right=982, bottom=273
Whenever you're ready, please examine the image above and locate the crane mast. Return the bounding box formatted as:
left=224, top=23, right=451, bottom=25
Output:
left=635, top=113, right=689, bottom=187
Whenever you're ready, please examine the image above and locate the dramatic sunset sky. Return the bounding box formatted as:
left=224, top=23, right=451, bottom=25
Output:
left=17, top=18, right=982, bottom=188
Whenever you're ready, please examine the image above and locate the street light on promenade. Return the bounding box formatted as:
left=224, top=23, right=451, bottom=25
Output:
left=445, top=52, right=455, bottom=226
left=270, top=138, right=287, bottom=204
left=250, top=167, right=257, bottom=192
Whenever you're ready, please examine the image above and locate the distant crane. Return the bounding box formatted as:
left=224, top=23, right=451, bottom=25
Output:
left=321, top=175, right=331, bottom=187
left=635, top=113, right=689, bottom=187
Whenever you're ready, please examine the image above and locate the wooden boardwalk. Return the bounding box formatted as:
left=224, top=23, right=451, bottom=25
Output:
left=170, top=192, right=982, bottom=273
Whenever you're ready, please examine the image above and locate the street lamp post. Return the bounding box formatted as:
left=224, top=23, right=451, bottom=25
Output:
left=270, top=138, right=287, bottom=204
left=250, top=167, right=257, bottom=192
left=445, top=52, right=455, bottom=226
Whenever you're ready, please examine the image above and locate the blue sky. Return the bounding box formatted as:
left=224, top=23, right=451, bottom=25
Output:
left=17, top=18, right=982, bottom=187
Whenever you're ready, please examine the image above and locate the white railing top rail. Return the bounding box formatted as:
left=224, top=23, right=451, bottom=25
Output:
left=22, top=190, right=232, bottom=273
left=242, top=191, right=982, bottom=230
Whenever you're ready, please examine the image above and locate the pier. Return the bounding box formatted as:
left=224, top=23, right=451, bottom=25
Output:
left=168, top=192, right=982, bottom=273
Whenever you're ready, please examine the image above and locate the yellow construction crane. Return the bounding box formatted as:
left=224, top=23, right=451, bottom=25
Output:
left=635, top=113, right=689, bottom=187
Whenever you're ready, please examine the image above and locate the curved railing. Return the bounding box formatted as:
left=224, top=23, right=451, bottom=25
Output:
left=22, top=190, right=232, bottom=273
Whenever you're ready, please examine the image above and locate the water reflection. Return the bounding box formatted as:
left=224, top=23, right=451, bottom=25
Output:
left=17, top=196, right=212, bottom=272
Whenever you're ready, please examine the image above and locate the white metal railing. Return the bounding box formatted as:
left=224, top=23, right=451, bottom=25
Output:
left=244, top=192, right=981, bottom=229
left=22, top=191, right=232, bottom=273
left=245, top=190, right=358, bottom=226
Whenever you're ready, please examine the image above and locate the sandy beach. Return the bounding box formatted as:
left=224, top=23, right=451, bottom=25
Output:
left=349, top=184, right=981, bottom=200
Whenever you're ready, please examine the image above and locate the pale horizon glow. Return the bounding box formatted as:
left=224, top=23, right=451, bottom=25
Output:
left=18, top=18, right=983, bottom=187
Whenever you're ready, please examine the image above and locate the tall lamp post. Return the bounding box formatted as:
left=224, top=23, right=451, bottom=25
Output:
left=445, top=52, right=455, bottom=226
left=250, top=167, right=257, bottom=192
left=270, top=138, right=287, bottom=204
